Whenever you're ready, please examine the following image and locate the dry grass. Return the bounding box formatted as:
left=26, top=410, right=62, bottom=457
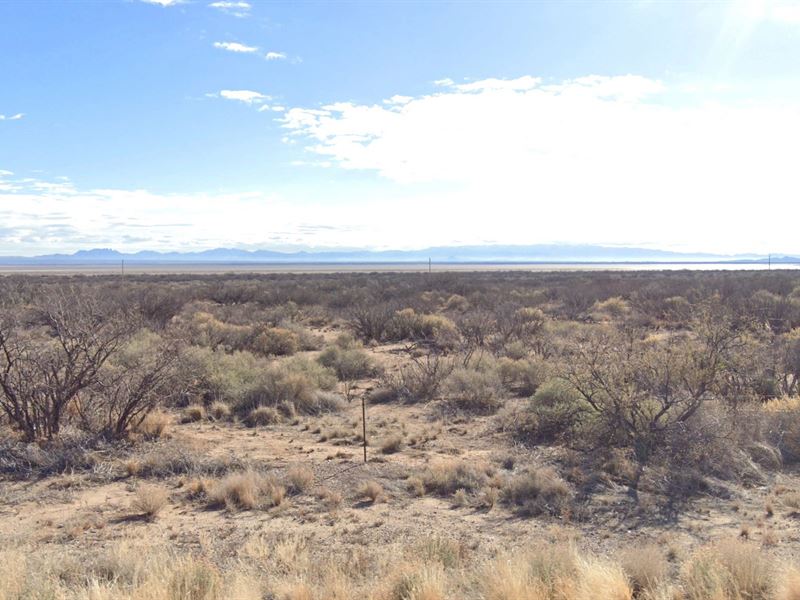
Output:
left=317, top=486, right=343, bottom=512
left=380, top=434, right=404, bottom=454
left=683, top=539, right=772, bottom=600
left=776, top=567, right=800, bottom=600
left=182, top=404, right=206, bottom=423
left=501, top=467, right=571, bottom=516
left=4, top=535, right=800, bottom=600
left=209, top=401, right=232, bottom=421
left=208, top=470, right=286, bottom=510
left=619, top=544, right=668, bottom=594
left=419, top=459, right=492, bottom=496
left=357, top=480, right=384, bottom=503
left=131, top=484, right=168, bottom=520
left=245, top=406, right=281, bottom=427
left=286, top=464, right=314, bottom=494
left=136, top=410, right=171, bottom=440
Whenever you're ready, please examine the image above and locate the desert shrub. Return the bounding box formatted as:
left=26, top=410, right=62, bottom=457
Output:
left=380, top=434, right=404, bottom=454
left=134, top=439, right=244, bottom=478
left=208, top=401, right=232, bottom=421
left=442, top=367, right=504, bottom=414
left=389, top=308, right=458, bottom=343
left=248, top=325, right=299, bottom=356
left=420, top=459, right=492, bottom=496
left=387, top=353, right=454, bottom=403
left=619, top=544, right=668, bottom=594
left=511, top=378, right=588, bottom=445
left=576, top=558, right=633, bottom=600
left=348, top=301, right=396, bottom=342
left=208, top=470, right=285, bottom=510
left=232, top=359, right=338, bottom=417
left=480, top=544, right=578, bottom=600
left=444, top=294, right=470, bottom=312
left=182, top=405, right=206, bottom=423
left=131, top=484, right=169, bottom=520
left=178, top=309, right=251, bottom=350
left=79, top=330, right=182, bottom=439
left=281, top=356, right=338, bottom=391
left=501, top=467, right=571, bottom=516
left=763, top=397, right=800, bottom=464
left=286, top=464, right=314, bottom=494
left=497, top=357, right=549, bottom=396
left=562, top=319, right=741, bottom=464
left=0, top=429, right=107, bottom=478
left=317, top=345, right=375, bottom=381
left=682, top=539, right=772, bottom=600
left=0, top=293, right=137, bottom=441
left=280, top=321, right=324, bottom=351
left=593, top=296, right=631, bottom=319
left=245, top=407, right=281, bottom=427
left=357, top=480, right=384, bottom=503
left=135, top=410, right=171, bottom=440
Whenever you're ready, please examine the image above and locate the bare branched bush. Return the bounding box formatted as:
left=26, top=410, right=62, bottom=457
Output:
left=0, top=292, right=137, bottom=440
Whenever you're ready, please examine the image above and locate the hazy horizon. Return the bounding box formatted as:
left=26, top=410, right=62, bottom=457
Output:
left=2, top=1, right=800, bottom=255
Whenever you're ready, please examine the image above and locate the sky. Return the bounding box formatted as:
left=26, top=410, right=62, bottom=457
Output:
left=1, top=0, right=800, bottom=256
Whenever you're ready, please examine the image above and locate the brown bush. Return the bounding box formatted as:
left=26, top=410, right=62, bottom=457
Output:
left=208, top=471, right=285, bottom=511
left=131, top=485, right=169, bottom=520
left=245, top=406, right=281, bottom=427
left=501, top=467, right=571, bottom=517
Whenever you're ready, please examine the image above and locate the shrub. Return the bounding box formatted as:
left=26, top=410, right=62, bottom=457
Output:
left=501, top=467, right=571, bottom=516
left=132, top=485, right=169, bottom=520
left=136, top=411, right=171, bottom=440
left=208, top=471, right=285, bottom=510
left=208, top=401, right=232, bottom=421
left=390, top=308, right=458, bottom=342
left=182, top=405, right=206, bottom=423
left=380, top=434, right=404, bottom=454
left=514, top=378, right=588, bottom=445
left=245, top=407, right=281, bottom=427
left=420, top=460, right=491, bottom=496
left=619, top=544, right=668, bottom=594
left=388, top=353, right=454, bottom=403
left=357, top=480, right=384, bottom=503
left=248, top=325, right=299, bottom=357
left=442, top=367, right=503, bottom=414
left=286, top=465, right=314, bottom=494
left=317, top=346, right=375, bottom=381
left=593, top=296, right=631, bottom=319
left=497, top=357, right=549, bottom=396
left=682, top=540, right=772, bottom=600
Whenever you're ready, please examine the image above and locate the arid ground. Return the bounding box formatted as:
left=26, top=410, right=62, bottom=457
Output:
left=3, top=270, right=800, bottom=599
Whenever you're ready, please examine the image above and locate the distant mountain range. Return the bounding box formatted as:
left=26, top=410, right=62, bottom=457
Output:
left=1, top=245, right=799, bottom=264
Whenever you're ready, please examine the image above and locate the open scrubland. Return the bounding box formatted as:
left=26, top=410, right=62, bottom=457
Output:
left=4, top=271, right=800, bottom=599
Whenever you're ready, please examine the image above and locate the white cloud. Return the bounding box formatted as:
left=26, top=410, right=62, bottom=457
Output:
left=218, top=89, right=270, bottom=104
left=209, top=1, right=251, bottom=17
left=0, top=113, right=24, bottom=121
left=433, top=78, right=454, bottom=87
left=265, top=51, right=287, bottom=60
left=0, top=175, right=370, bottom=255
left=214, top=41, right=258, bottom=53
left=279, top=74, right=800, bottom=254
left=140, top=0, right=184, bottom=6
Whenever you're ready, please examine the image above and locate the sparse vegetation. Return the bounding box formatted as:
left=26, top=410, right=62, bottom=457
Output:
left=3, top=271, right=800, bottom=600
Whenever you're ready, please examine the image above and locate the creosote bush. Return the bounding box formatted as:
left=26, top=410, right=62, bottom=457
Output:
left=442, top=367, right=504, bottom=414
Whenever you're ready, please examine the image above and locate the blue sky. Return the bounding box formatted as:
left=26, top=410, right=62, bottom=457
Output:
left=1, top=0, right=800, bottom=255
